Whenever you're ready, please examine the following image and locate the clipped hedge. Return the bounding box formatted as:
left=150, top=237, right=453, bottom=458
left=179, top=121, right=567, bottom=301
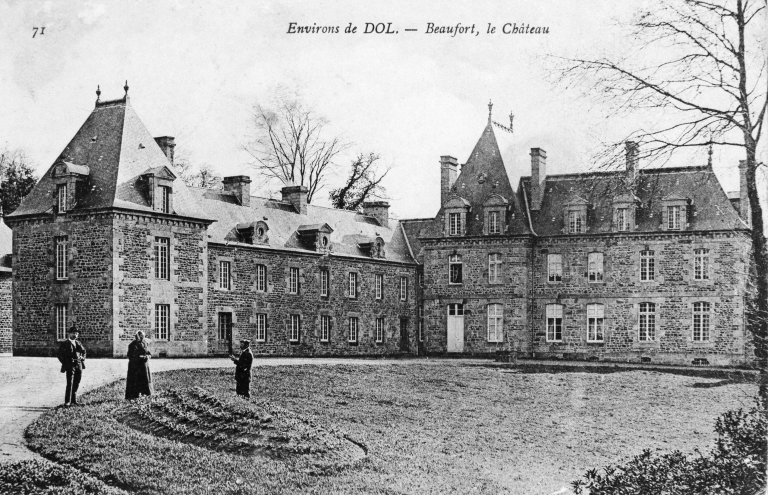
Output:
left=0, top=459, right=128, bottom=495
left=571, top=399, right=767, bottom=494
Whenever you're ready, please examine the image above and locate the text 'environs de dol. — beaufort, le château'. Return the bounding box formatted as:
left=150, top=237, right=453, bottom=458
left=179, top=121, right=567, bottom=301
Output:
left=286, top=22, right=549, bottom=36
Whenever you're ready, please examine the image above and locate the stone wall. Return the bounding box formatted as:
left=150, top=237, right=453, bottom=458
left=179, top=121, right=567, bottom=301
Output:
left=114, top=214, right=208, bottom=357
left=11, top=214, right=114, bottom=356
left=420, top=237, right=532, bottom=356
left=531, top=232, right=751, bottom=365
left=207, top=244, right=418, bottom=356
left=0, top=271, right=11, bottom=353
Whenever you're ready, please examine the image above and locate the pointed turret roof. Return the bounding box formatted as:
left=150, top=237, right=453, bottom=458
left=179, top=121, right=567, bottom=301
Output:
left=8, top=94, right=210, bottom=222
left=442, top=121, right=530, bottom=236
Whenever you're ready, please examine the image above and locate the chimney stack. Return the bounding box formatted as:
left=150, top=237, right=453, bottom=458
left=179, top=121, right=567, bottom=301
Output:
left=154, top=136, right=176, bottom=165
left=281, top=184, right=308, bottom=215
left=362, top=201, right=390, bottom=228
left=625, top=141, right=639, bottom=185
left=739, top=160, right=751, bottom=227
left=222, top=175, right=252, bottom=208
left=530, top=148, right=547, bottom=210
left=440, top=156, right=458, bottom=205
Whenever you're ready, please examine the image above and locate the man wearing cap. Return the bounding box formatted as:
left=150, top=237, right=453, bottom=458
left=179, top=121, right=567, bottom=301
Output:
left=57, top=325, right=86, bottom=406
left=230, top=339, right=253, bottom=398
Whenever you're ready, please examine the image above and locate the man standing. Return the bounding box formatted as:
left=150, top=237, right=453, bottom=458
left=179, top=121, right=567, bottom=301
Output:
left=230, top=339, right=253, bottom=398
left=57, top=325, right=86, bottom=406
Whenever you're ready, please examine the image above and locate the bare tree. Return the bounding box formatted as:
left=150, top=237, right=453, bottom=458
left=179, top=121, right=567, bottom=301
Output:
left=553, top=0, right=768, bottom=395
left=243, top=91, right=347, bottom=203
left=329, top=152, right=390, bottom=210
left=172, top=147, right=222, bottom=189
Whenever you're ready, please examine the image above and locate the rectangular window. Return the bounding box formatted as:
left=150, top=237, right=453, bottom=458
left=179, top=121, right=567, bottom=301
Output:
left=348, top=272, right=357, bottom=298
left=349, top=317, right=359, bottom=343
left=548, top=254, right=562, bottom=282
left=290, top=314, right=300, bottom=342
left=218, top=312, right=232, bottom=341
left=667, top=205, right=682, bottom=230
left=488, top=211, right=500, bottom=234
left=588, top=252, right=604, bottom=282
left=320, top=315, right=331, bottom=342
left=254, top=314, right=266, bottom=342
left=546, top=304, right=563, bottom=342
left=487, top=303, right=503, bottom=342
left=400, top=277, right=408, bottom=301
left=639, top=302, right=656, bottom=341
left=155, top=304, right=170, bottom=340
left=448, top=213, right=461, bottom=236
left=418, top=306, right=424, bottom=342
left=449, top=255, right=463, bottom=284
left=55, top=304, right=67, bottom=341
left=568, top=211, right=584, bottom=234
left=320, top=269, right=329, bottom=297
left=57, top=184, right=67, bottom=213
left=694, top=248, right=710, bottom=280
left=55, top=236, right=68, bottom=280
left=289, top=267, right=299, bottom=294
left=376, top=317, right=384, bottom=343
left=693, top=302, right=711, bottom=341
left=219, top=261, right=231, bottom=290
left=617, top=208, right=629, bottom=231
left=160, top=186, right=171, bottom=214
left=587, top=303, right=605, bottom=342
left=375, top=274, right=383, bottom=299
left=640, top=250, right=655, bottom=281
left=255, top=264, right=267, bottom=292
left=154, top=237, right=170, bottom=280
left=489, top=253, right=502, bottom=283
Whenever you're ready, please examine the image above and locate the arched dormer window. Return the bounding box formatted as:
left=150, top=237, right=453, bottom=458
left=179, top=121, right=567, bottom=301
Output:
left=443, top=196, right=470, bottom=237
left=483, top=194, right=508, bottom=235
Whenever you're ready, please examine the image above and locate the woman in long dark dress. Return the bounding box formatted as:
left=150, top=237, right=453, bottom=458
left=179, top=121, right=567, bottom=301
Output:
left=125, top=331, right=153, bottom=399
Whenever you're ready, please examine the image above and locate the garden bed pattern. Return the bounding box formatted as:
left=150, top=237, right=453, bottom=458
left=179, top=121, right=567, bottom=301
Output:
left=116, top=387, right=366, bottom=472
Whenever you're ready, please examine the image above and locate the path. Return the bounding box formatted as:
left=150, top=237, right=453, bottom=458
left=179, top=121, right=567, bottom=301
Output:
left=0, top=356, right=399, bottom=462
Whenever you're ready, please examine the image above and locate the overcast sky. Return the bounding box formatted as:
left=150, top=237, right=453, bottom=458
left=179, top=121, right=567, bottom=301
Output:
left=1, top=0, right=764, bottom=220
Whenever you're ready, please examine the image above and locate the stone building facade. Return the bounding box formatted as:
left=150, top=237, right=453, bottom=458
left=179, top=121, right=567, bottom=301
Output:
left=403, top=108, right=753, bottom=366
left=6, top=90, right=418, bottom=357
left=0, top=219, right=11, bottom=354
left=3, top=90, right=754, bottom=365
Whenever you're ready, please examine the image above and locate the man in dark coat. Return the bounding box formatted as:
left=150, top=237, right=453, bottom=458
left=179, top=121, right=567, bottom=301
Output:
left=230, top=339, right=253, bottom=398
left=125, top=330, right=153, bottom=400
left=57, top=325, right=86, bottom=406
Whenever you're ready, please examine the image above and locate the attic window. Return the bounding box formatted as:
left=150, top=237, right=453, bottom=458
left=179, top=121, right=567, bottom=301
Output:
left=322, top=236, right=329, bottom=247
left=666, top=205, right=682, bottom=230
left=660, top=194, right=690, bottom=231
left=257, top=227, right=265, bottom=237
left=568, top=211, right=584, bottom=234
left=159, top=186, right=171, bottom=214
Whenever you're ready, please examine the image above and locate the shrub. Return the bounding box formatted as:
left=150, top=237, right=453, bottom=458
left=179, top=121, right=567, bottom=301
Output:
left=0, top=459, right=127, bottom=494
left=571, top=398, right=767, bottom=494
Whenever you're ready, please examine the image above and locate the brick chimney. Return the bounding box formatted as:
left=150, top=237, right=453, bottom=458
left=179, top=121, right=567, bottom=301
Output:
left=362, top=201, right=390, bottom=228
left=739, top=160, right=751, bottom=227
left=222, top=175, right=252, bottom=208
left=440, top=156, right=458, bottom=205
left=281, top=185, right=308, bottom=215
left=625, top=141, right=639, bottom=185
left=154, top=136, right=176, bottom=165
left=530, top=148, right=547, bottom=210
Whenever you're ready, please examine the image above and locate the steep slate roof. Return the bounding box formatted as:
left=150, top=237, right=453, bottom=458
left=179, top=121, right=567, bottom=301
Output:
left=400, top=218, right=433, bottom=263
left=520, top=166, right=748, bottom=235
left=8, top=96, right=210, bottom=221
left=192, top=189, right=415, bottom=263
left=409, top=121, right=531, bottom=240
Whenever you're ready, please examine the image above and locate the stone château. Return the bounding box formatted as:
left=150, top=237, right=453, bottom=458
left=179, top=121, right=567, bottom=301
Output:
left=2, top=89, right=754, bottom=365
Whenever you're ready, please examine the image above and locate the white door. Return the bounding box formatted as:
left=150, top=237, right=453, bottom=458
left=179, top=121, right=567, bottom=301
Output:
left=447, top=303, right=464, bottom=352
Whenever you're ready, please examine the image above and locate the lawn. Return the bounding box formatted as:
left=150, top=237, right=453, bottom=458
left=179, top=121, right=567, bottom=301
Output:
left=25, top=361, right=757, bottom=494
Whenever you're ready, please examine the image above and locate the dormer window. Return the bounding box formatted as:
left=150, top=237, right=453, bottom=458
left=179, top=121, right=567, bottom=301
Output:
left=568, top=211, right=584, bottom=234
left=563, top=196, right=589, bottom=235
left=449, top=213, right=461, bottom=236
left=616, top=208, right=629, bottom=231
left=612, top=194, right=637, bottom=232
left=443, top=197, right=470, bottom=237
left=57, top=184, right=68, bottom=213
left=666, top=205, right=682, bottom=230
left=489, top=212, right=500, bottom=233
left=661, top=193, right=690, bottom=231
left=160, top=186, right=171, bottom=214
left=297, top=223, right=333, bottom=252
